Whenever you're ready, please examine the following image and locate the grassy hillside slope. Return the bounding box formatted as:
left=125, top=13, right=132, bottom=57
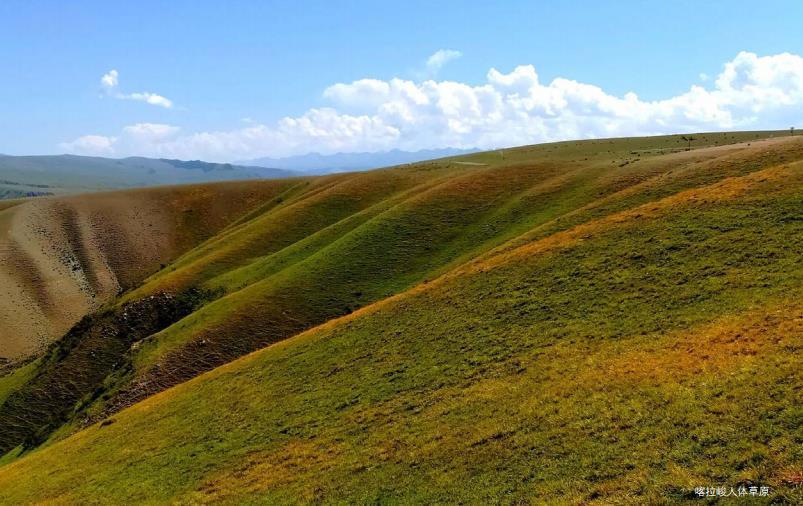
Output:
left=97, top=132, right=803, bottom=419
left=0, top=132, right=801, bottom=503
left=0, top=180, right=295, bottom=359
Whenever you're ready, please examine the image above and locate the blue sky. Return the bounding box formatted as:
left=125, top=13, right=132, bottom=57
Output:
left=1, top=0, right=802, bottom=161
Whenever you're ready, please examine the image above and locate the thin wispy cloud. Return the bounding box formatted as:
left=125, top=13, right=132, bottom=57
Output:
left=425, top=49, right=462, bottom=75
left=100, top=69, right=173, bottom=109
left=64, top=51, right=803, bottom=161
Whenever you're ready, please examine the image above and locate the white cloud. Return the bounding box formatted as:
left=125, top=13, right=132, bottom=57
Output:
left=426, top=49, right=462, bottom=75
left=324, top=79, right=391, bottom=110
left=65, top=52, right=803, bottom=161
left=61, top=124, right=181, bottom=157
left=122, top=123, right=180, bottom=141
left=125, top=92, right=173, bottom=109
left=101, top=70, right=119, bottom=89
left=59, top=134, right=117, bottom=156
left=99, top=69, right=173, bottom=109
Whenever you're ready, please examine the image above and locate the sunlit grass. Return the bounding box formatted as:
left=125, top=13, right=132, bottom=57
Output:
left=0, top=134, right=801, bottom=503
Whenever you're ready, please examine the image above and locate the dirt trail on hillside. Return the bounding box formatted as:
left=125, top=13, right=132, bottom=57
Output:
left=0, top=181, right=293, bottom=360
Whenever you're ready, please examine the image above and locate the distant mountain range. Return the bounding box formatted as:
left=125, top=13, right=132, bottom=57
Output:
left=239, top=148, right=479, bottom=173
left=0, top=148, right=480, bottom=200
left=0, top=154, right=297, bottom=198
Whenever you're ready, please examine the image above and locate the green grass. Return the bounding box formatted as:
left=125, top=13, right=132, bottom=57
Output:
left=116, top=134, right=801, bottom=393
left=5, top=133, right=798, bottom=447
left=0, top=360, right=38, bottom=406
left=0, top=133, right=800, bottom=503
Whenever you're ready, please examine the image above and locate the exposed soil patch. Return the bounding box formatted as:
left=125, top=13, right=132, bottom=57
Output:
left=0, top=179, right=293, bottom=360
left=0, top=289, right=213, bottom=455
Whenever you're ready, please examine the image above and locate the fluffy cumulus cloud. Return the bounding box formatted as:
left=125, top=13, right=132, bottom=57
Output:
left=100, top=69, right=173, bottom=109
left=63, top=52, right=803, bottom=161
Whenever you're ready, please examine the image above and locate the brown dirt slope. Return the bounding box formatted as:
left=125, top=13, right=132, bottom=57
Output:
left=0, top=180, right=295, bottom=360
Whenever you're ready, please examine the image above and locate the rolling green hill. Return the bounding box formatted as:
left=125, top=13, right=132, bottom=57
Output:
left=0, top=154, right=297, bottom=197
left=0, top=131, right=801, bottom=504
